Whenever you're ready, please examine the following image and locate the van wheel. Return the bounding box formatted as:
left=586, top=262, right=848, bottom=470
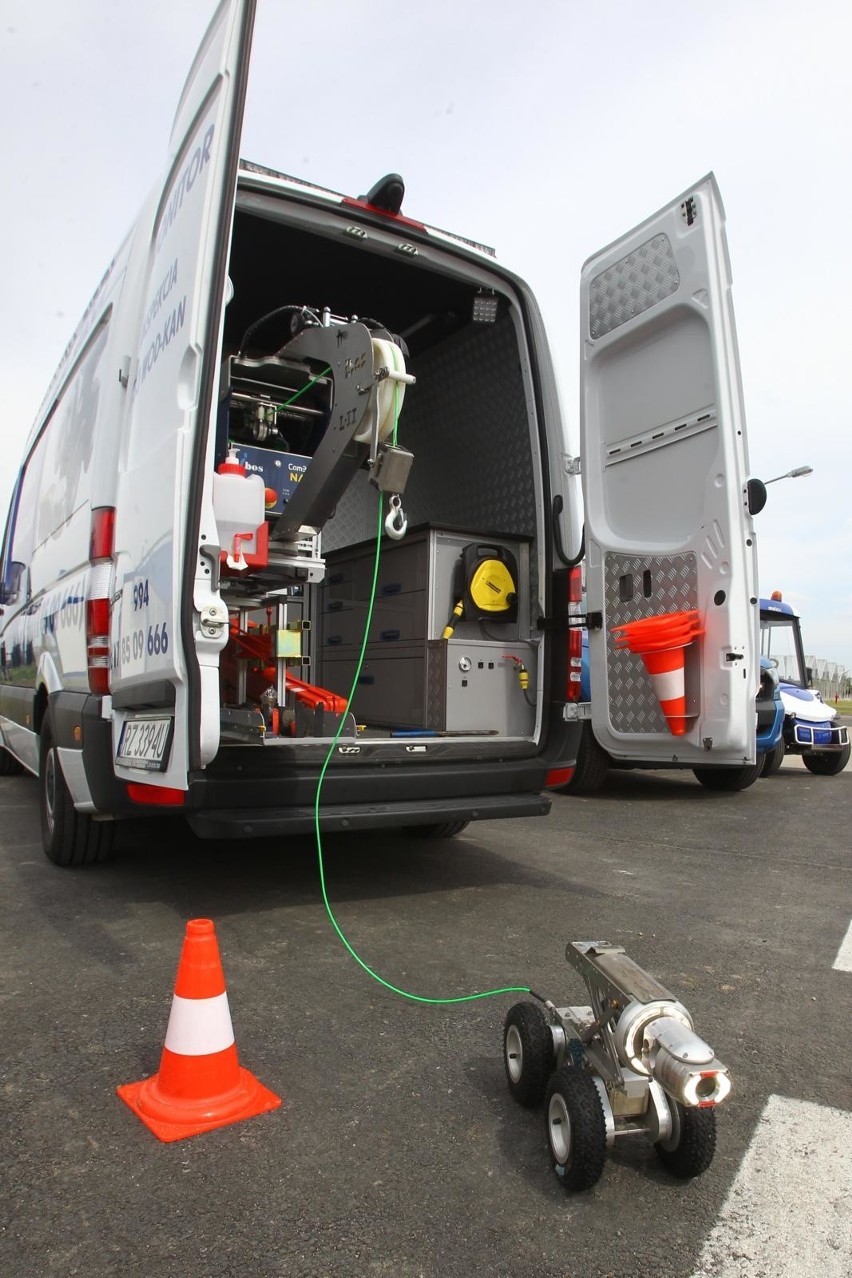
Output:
left=802, top=743, right=850, bottom=775
left=553, top=722, right=610, bottom=795
left=760, top=740, right=785, bottom=776
left=39, top=716, right=114, bottom=867
left=0, top=745, right=24, bottom=776
left=405, top=821, right=469, bottom=838
left=692, top=761, right=762, bottom=792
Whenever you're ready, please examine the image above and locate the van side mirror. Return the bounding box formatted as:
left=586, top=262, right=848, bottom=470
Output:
left=1, top=561, right=25, bottom=607
left=806, top=665, right=813, bottom=687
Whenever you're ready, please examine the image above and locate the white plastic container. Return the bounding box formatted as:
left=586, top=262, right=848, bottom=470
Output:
left=212, top=447, right=266, bottom=571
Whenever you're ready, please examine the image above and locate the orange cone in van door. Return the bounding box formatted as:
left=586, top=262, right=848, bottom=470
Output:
left=611, top=611, right=703, bottom=737
left=117, top=919, right=281, bottom=1142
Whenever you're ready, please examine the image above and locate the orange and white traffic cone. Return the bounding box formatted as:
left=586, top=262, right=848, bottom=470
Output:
left=638, top=644, right=690, bottom=735
left=117, top=918, right=281, bottom=1142
left=611, top=610, right=703, bottom=737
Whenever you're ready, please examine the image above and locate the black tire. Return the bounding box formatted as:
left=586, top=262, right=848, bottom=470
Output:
left=654, top=1100, right=716, bottom=1179
left=0, top=745, right=24, bottom=776
left=760, top=739, right=785, bottom=777
left=503, top=1002, right=555, bottom=1108
left=553, top=722, right=610, bottom=796
left=802, top=742, right=850, bottom=776
left=544, top=1067, right=608, bottom=1191
left=405, top=821, right=469, bottom=838
left=39, top=715, right=114, bottom=867
left=692, top=761, right=763, bottom=792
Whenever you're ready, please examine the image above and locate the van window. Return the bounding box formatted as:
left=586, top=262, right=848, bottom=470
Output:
left=33, top=319, right=110, bottom=552
left=4, top=317, right=110, bottom=604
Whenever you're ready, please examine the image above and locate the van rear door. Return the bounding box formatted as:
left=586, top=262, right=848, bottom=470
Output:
left=111, top=0, right=256, bottom=789
left=580, top=174, right=759, bottom=764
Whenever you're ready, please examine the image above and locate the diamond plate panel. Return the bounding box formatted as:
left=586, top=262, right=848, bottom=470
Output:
left=589, top=234, right=680, bottom=339
left=604, top=553, right=698, bottom=735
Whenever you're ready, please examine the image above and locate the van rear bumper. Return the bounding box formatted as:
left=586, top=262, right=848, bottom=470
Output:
left=183, top=750, right=553, bottom=837
left=81, top=702, right=576, bottom=833
left=186, top=791, right=550, bottom=838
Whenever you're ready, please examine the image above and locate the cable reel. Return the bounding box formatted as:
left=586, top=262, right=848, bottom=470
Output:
left=443, top=542, right=519, bottom=638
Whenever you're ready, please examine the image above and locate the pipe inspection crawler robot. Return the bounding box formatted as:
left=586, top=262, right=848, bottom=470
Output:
left=503, top=942, right=731, bottom=1191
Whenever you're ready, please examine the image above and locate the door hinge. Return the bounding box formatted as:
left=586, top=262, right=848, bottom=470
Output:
left=199, top=602, right=228, bottom=640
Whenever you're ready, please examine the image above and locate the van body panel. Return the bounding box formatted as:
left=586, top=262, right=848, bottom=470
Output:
left=580, top=174, right=759, bottom=764
left=109, top=0, right=256, bottom=789
left=0, top=300, right=121, bottom=761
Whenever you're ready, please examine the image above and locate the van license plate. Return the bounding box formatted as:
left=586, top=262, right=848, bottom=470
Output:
left=116, top=717, right=172, bottom=770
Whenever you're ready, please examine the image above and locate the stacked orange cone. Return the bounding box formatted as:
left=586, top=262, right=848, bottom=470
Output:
left=611, top=610, right=703, bottom=736
left=117, top=918, right=281, bottom=1142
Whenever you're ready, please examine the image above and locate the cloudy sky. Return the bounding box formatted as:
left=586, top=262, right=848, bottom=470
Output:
left=1, top=0, right=849, bottom=669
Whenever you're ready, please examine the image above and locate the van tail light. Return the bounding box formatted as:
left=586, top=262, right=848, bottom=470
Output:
left=566, top=564, right=584, bottom=702
left=87, top=507, right=115, bottom=696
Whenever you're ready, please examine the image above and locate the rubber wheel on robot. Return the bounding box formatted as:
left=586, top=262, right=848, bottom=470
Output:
left=692, top=760, right=763, bottom=792
left=654, top=1096, right=717, bottom=1179
left=544, top=1066, right=608, bottom=1192
left=760, top=739, right=786, bottom=777
left=39, top=712, right=114, bottom=867
left=802, top=741, right=851, bottom=775
left=503, top=1002, right=556, bottom=1108
left=552, top=722, right=610, bottom=796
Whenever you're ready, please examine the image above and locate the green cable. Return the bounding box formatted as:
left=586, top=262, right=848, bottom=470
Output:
left=312, top=382, right=530, bottom=1005
left=277, top=365, right=332, bottom=411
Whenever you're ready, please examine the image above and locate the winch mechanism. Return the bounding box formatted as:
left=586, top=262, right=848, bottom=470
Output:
left=213, top=304, right=415, bottom=574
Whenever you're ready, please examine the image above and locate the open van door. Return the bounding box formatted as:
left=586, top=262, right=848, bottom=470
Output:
left=111, top=0, right=256, bottom=789
left=580, top=174, right=759, bottom=765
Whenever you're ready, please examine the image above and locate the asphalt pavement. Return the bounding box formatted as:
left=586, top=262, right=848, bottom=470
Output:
left=2, top=757, right=850, bottom=1278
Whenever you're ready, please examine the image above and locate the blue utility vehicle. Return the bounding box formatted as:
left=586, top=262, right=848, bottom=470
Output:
left=759, top=594, right=849, bottom=776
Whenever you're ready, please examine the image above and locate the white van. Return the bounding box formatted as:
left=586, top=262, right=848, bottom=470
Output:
left=0, top=0, right=760, bottom=865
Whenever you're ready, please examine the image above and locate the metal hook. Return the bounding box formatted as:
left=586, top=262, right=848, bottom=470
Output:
left=384, top=494, right=408, bottom=540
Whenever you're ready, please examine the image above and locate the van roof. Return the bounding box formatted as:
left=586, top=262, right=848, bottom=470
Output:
left=238, top=160, right=497, bottom=260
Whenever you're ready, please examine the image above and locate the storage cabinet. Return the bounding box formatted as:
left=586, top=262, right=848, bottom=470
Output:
left=316, top=527, right=535, bottom=734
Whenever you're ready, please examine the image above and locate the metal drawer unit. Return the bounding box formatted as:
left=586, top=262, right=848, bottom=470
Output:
left=320, top=639, right=537, bottom=734
left=316, top=527, right=533, bottom=732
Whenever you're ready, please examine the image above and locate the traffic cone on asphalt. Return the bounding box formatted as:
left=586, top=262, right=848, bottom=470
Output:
left=611, top=610, right=703, bottom=737
left=117, top=918, right=281, bottom=1142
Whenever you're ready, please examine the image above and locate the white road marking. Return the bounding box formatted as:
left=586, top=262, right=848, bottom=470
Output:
left=690, top=1095, right=852, bottom=1278
left=832, top=918, right=852, bottom=971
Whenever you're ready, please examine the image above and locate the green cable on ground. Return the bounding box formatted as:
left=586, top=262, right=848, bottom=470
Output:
left=312, top=383, right=530, bottom=1005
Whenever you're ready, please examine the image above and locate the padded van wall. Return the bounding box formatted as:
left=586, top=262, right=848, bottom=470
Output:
left=321, top=317, right=538, bottom=552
